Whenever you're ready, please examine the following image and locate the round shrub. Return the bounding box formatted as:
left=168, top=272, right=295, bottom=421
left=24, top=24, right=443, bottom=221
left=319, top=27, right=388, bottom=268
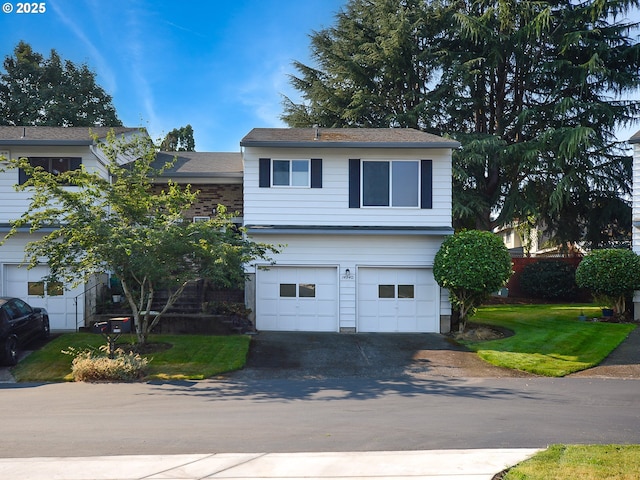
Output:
left=519, top=260, right=577, bottom=300
left=434, top=230, right=512, bottom=330
left=575, top=248, right=640, bottom=314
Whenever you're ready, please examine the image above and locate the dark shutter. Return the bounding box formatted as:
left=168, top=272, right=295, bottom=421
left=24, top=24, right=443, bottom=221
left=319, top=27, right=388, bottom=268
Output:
left=311, top=158, right=322, bottom=188
left=18, top=168, right=27, bottom=185
left=259, top=158, right=271, bottom=188
left=349, top=159, right=360, bottom=208
left=420, top=159, right=433, bottom=209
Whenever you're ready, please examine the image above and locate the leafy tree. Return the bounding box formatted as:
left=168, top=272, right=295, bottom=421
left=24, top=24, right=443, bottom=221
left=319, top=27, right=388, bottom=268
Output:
left=433, top=230, right=512, bottom=332
left=0, top=41, right=121, bottom=127
left=160, top=125, right=195, bottom=151
left=284, top=0, right=640, bottom=245
left=575, top=249, right=640, bottom=315
left=0, top=130, right=277, bottom=344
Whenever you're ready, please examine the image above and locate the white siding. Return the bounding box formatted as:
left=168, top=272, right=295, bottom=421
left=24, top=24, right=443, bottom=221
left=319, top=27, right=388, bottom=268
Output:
left=0, top=145, right=106, bottom=224
left=243, top=146, right=452, bottom=228
left=248, top=234, right=451, bottom=331
left=633, top=142, right=640, bottom=255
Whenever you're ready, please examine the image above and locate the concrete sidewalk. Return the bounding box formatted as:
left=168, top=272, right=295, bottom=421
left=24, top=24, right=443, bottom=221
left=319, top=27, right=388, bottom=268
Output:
left=0, top=449, right=540, bottom=479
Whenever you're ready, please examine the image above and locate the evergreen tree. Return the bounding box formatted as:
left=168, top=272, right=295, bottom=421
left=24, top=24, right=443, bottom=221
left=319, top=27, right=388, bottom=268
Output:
left=160, top=124, right=195, bottom=151
left=284, top=1, right=640, bottom=246
left=0, top=41, right=122, bottom=127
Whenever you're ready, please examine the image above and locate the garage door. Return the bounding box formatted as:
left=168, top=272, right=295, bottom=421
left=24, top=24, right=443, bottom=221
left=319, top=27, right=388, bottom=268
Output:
left=3, top=265, right=83, bottom=331
left=358, top=268, right=438, bottom=332
left=257, top=266, right=338, bottom=331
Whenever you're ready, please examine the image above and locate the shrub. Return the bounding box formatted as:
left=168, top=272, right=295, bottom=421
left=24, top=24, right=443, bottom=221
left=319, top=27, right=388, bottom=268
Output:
left=63, top=345, right=149, bottom=382
left=519, top=260, right=577, bottom=300
left=434, top=230, right=512, bottom=331
left=575, top=248, right=640, bottom=314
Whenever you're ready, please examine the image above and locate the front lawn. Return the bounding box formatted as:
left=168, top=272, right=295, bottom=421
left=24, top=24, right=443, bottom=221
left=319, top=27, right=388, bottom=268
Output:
left=11, top=333, right=250, bottom=382
left=505, top=444, right=640, bottom=479
left=464, top=304, right=636, bottom=376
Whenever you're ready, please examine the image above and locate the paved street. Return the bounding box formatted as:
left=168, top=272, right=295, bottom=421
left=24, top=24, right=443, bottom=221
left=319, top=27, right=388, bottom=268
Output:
left=1, top=376, right=639, bottom=458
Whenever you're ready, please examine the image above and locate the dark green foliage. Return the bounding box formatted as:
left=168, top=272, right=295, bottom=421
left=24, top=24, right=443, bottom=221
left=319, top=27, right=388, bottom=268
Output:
left=575, top=249, right=640, bottom=313
left=284, top=0, right=640, bottom=245
left=160, top=124, right=195, bottom=151
left=0, top=41, right=121, bottom=127
left=434, top=230, right=512, bottom=330
left=519, top=260, right=577, bottom=300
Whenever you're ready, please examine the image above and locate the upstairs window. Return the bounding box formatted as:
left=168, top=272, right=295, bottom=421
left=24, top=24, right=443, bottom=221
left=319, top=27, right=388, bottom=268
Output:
left=273, top=159, right=309, bottom=187
left=19, top=157, right=82, bottom=184
left=362, top=160, right=419, bottom=207
left=349, top=158, right=432, bottom=209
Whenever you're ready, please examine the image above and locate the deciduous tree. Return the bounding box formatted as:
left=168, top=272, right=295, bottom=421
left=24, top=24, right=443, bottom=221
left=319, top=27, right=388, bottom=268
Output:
left=1, top=130, right=277, bottom=344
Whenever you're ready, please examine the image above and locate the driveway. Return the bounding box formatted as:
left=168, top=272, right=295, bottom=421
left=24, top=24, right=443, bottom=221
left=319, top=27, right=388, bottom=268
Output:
left=226, top=331, right=533, bottom=380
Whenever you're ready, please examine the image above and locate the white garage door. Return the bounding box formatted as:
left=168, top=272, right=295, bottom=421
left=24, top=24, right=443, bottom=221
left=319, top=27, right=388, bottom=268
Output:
left=257, top=266, right=338, bottom=332
left=3, top=265, right=83, bottom=331
left=358, top=267, right=438, bottom=333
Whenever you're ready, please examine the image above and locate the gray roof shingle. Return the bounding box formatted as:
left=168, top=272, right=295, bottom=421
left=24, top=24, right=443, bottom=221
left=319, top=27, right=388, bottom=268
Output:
left=152, top=152, right=243, bottom=177
left=240, top=127, right=460, bottom=149
left=0, top=126, right=141, bottom=145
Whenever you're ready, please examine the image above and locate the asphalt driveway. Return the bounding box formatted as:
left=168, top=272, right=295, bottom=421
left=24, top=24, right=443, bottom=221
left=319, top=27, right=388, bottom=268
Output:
left=225, top=331, right=533, bottom=380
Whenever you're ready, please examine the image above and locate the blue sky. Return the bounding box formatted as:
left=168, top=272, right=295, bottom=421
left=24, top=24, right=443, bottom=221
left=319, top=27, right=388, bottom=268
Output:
left=1, top=0, right=639, bottom=150
left=1, top=0, right=346, bottom=151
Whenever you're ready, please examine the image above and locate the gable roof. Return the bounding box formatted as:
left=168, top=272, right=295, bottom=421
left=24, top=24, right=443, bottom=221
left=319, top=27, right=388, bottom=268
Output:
left=240, top=127, right=460, bottom=149
left=0, top=126, right=140, bottom=146
left=630, top=130, right=640, bottom=144
left=152, top=152, right=243, bottom=179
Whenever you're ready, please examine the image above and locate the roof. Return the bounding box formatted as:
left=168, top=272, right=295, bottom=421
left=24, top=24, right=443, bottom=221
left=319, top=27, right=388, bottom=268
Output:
left=630, top=130, right=640, bottom=144
left=240, top=127, right=460, bottom=149
left=0, top=126, right=141, bottom=146
left=152, top=152, right=243, bottom=178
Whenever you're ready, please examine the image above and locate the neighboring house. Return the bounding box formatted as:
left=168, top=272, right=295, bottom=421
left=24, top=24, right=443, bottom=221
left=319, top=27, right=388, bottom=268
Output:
left=240, top=127, right=459, bottom=333
left=495, top=222, right=585, bottom=258
left=0, top=126, right=139, bottom=331
left=150, top=151, right=243, bottom=223
left=630, top=130, right=640, bottom=319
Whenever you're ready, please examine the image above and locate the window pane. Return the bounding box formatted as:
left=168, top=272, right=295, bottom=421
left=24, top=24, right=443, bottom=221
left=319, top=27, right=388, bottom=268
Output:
left=363, top=161, right=390, bottom=206
left=299, top=284, right=316, bottom=297
left=378, top=284, right=395, bottom=298
left=280, top=284, right=296, bottom=297
left=398, top=285, right=415, bottom=298
left=28, top=282, right=45, bottom=296
left=392, top=161, right=419, bottom=206
left=51, top=158, right=70, bottom=174
left=273, top=160, right=290, bottom=186
left=48, top=281, right=64, bottom=296
left=291, top=160, right=309, bottom=186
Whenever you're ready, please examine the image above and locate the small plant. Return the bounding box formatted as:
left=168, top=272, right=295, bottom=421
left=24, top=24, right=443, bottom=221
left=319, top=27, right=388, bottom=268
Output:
left=62, top=345, right=149, bottom=382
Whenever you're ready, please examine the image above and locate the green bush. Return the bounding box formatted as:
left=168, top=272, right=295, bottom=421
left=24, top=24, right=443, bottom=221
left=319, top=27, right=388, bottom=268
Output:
left=434, top=230, right=512, bottom=331
left=63, top=345, right=149, bottom=382
left=519, top=260, right=577, bottom=300
left=575, top=248, right=640, bottom=314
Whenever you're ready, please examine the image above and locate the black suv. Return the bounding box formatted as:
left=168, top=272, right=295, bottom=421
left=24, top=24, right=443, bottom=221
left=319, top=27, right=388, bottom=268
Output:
left=0, top=297, right=50, bottom=366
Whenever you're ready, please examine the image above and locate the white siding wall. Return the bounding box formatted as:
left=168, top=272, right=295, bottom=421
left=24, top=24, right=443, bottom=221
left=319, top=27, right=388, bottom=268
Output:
left=0, top=145, right=104, bottom=224
left=243, top=146, right=452, bottom=228
left=247, top=233, right=451, bottom=330
left=633, top=143, right=640, bottom=255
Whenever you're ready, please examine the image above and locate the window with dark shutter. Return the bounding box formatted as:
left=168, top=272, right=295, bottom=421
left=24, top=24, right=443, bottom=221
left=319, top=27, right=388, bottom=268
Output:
left=18, top=157, right=82, bottom=185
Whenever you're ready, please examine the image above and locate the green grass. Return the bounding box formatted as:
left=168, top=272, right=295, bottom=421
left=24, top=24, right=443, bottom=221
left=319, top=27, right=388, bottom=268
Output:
left=12, top=333, right=251, bottom=382
left=464, top=304, right=636, bottom=377
left=505, top=444, right=640, bottom=479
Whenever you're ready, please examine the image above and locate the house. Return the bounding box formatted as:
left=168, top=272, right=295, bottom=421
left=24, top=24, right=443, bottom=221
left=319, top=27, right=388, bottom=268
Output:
left=240, top=127, right=459, bottom=333
left=495, top=222, right=585, bottom=258
left=0, top=126, right=140, bottom=331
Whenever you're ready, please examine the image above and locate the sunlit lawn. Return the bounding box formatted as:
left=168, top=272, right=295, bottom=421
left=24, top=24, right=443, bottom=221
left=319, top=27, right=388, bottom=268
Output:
left=463, top=304, right=636, bottom=376
left=12, top=333, right=250, bottom=382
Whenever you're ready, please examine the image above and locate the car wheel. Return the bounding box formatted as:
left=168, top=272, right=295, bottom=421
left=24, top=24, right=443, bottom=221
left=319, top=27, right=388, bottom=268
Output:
left=3, top=336, right=18, bottom=366
left=41, top=316, right=50, bottom=340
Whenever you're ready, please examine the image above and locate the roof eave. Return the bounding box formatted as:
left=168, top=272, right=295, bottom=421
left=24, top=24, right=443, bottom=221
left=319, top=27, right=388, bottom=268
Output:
left=240, top=141, right=461, bottom=149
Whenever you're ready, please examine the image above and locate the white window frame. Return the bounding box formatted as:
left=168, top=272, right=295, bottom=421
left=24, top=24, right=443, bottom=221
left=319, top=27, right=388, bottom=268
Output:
left=272, top=159, right=310, bottom=187
left=361, top=159, right=420, bottom=208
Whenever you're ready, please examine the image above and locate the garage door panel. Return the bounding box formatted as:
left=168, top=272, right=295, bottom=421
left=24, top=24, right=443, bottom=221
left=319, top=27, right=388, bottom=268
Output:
left=256, top=266, right=338, bottom=332
left=358, top=267, right=438, bottom=333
